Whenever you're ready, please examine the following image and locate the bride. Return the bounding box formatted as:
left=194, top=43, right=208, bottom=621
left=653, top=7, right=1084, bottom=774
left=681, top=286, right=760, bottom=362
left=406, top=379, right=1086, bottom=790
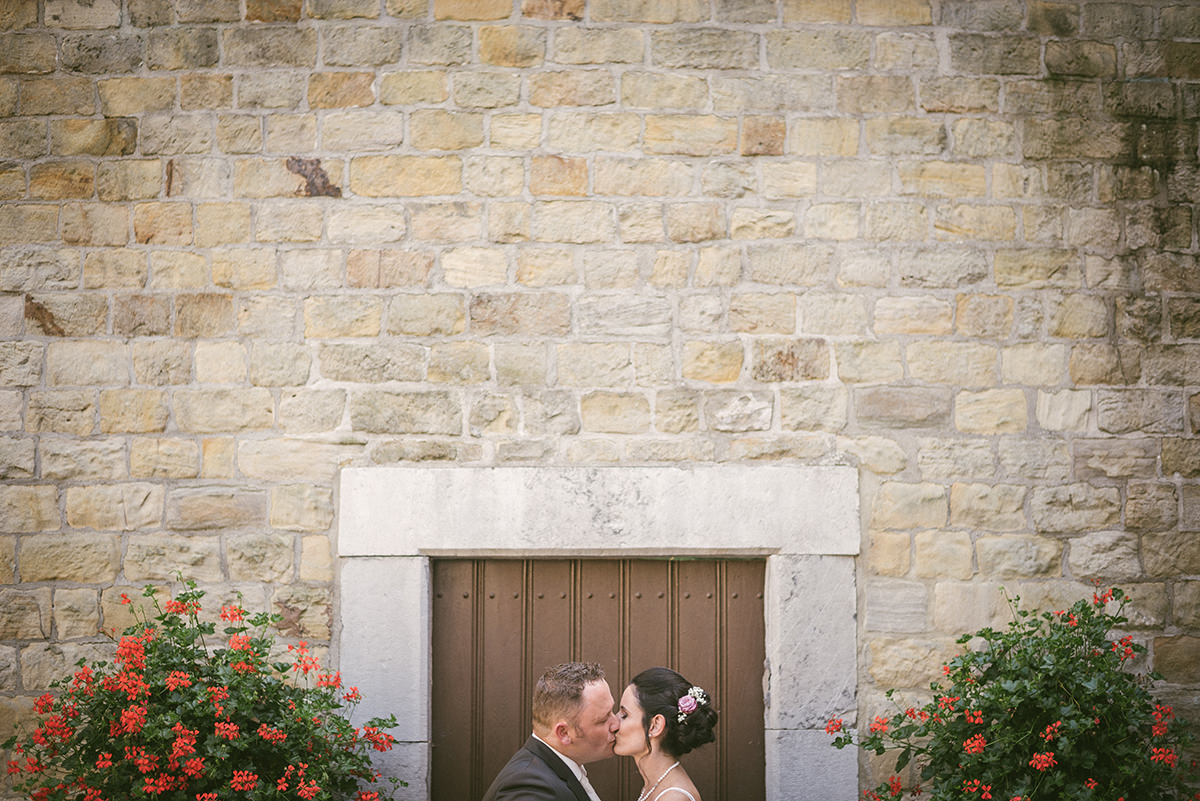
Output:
left=614, top=667, right=718, bottom=801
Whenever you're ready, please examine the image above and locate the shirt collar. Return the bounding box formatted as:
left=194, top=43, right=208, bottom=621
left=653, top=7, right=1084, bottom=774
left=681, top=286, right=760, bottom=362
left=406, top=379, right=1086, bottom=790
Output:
left=531, top=732, right=587, bottom=782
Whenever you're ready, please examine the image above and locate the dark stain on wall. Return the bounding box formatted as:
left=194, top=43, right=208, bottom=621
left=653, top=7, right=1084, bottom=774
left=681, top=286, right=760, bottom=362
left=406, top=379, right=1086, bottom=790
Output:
left=286, top=157, right=342, bottom=197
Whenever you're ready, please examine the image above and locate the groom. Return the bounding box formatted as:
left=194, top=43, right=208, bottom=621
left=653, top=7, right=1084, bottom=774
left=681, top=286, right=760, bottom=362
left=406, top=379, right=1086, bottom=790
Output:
left=481, top=662, right=619, bottom=801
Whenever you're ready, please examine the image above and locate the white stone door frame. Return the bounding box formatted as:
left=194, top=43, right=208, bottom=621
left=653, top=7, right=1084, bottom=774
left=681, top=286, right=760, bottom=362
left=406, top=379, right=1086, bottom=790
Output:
left=336, top=465, right=860, bottom=801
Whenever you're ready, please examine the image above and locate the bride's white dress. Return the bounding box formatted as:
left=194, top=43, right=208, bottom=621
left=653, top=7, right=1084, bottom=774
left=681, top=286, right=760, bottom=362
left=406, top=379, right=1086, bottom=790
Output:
left=651, top=789, right=696, bottom=801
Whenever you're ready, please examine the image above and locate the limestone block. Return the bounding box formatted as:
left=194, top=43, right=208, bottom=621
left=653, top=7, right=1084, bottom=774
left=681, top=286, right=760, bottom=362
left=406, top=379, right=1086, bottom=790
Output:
left=428, top=341, right=490, bottom=383
left=0, top=438, right=34, bottom=480
left=300, top=535, right=333, bottom=581
left=1144, top=530, right=1200, bottom=576
left=0, top=205, right=58, bottom=245
left=955, top=389, right=1028, bottom=434
left=66, top=484, right=162, bottom=531
left=874, top=296, right=953, bottom=334
left=270, top=484, right=334, bottom=533
left=623, top=438, right=714, bottom=462
left=181, top=74, right=232, bottom=110
left=387, top=294, right=466, bottom=336
left=1069, top=343, right=1141, bottom=385
left=951, top=118, right=1017, bottom=158
left=99, top=389, right=169, bottom=433
left=1125, top=481, right=1178, bottom=532
left=350, top=391, right=461, bottom=435
left=866, top=530, right=911, bottom=577
left=271, top=583, right=331, bottom=638
left=682, top=340, right=743, bottom=382
left=350, top=155, right=462, bottom=197
left=1035, top=390, right=1090, bottom=432
left=132, top=340, right=191, bottom=385
left=329, top=205, right=407, bottom=245
left=522, top=391, right=580, bottom=436
left=871, top=482, right=947, bottom=530
left=0, top=484, right=57, bottom=532
left=1030, top=484, right=1121, bottom=533
left=833, top=341, right=903, bottom=384
left=81, top=250, right=144, bottom=290
left=348, top=250, right=434, bottom=288
left=1072, top=438, right=1155, bottom=482
left=202, top=438, right=236, bottom=478
left=546, top=111, right=639, bottom=151
left=580, top=391, right=650, bottom=433
left=555, top=342, right=632, bottom=386
left=1175, top=582, right=1200, bottom=628
left=303, top=296, right=383, bottom=337
left=555, top=27, right=644, bottom=64
left=467, top=392, right=516, bottom=436
left=645, top=115, right=737, bottom=156
left=836, top=436, right=906, bottom=475
left=751, top=338, right=829, bottom=382
left=1163, top=438, right=1200, bottom=478
left=20, top=534, right=120, bottom=582
left=788, top=118, right=857, bottom=157
left=130, top=438, right=200, bottom=479
left=533, top=201, right=616, bottom=244
left=495, top=344, right=548, bottom=386
left=907, top=341, right=997, bottom=387
left=576, top=295, right=672, bottom=338
left=1001, top=343, right=1068, bottom=386
left=409, top=201, right=484, bottom=242
left=20, top=642, right=113, bottom=691
left=581, top=249, right=638, bottom=288
left=174, top=388, right=274, bottom=433
left=238, top=439, right=361, bottom=482
left=865, top=579, right=927, bottom=632
left=731, top=208, right=795, bottom=239
left=779, top=386, right=848, bottom=432
left=977, top=536, right=1062, bottom=578
left=0, top=247, right=78, bottom=292
left=24, top=293, right=105, bottom=337
left=124, top=534, right=220, bottom=582
left=1154, top=636, right=1200, bottom=684
left=0, top=589, right=48, bottom=639
left=726, top=294, right=794, bottom=335
left=410, top=109, right=484, bottom=150
left=692, top=247, right=740, bottom=287
left=213, top=249, right=276, bottom=290
left=30, top=161, right=95, bottom=200
left=914, top=530, right=973, bottom=579
left=479, top=25, right=545, bottom=67
left=319, top=343, right=423, bottom=382
left=53, top=587, right=99, bottom=638
left=222, top=27, right=316, bottom=66
left=0, top=391, right=21, bottom=432
left=470, top=292, right=571, bottom=336
left=994, top=248, right=1081, bottom=288
left=916, top=437, right=993, bottom=482
left=529, top=70, right=616, bottom=108
left=112, top=294, right=169, bottom=338
left=1097, top=389, right=1184, bottom=435
left=897, top=248, right=988, bottom=288
left=441, top=246, right=507, bottom=287
left=167, top=486, right=267, bottom=531
left=949, top=482, right=1026, bottom=531
left=228, top=531, right=294, bottom=582
left=648, top=251, right=688, bottom=289
left=704, top=391, right=773, bottom=432
left=379, top=70, right=448, bottom=104
left=254, top=201, right=323, bottom=243
left=651, top=390, right=699, bottom=434
left=278, top=389, right=346, bottom=434
left=766, top=29, right=869, bottom=70
left=28, top=390, right=95, bottom=435
left=489, top=113, right=540, bottom=148
left=195, top=203, right=252, bottom=247
left=98, top=77, right=175, bottom=115
left=931, top=581, right=1007, bottom=634
left=866, top=633, right=958, bottom=690
left=1066, top=531, right=1140, bottom=582
left=857, top=387, right=951, bottom=428
left=934, top=203, right=1016, bottom=240
left=407, top=23, right=472, bottom=65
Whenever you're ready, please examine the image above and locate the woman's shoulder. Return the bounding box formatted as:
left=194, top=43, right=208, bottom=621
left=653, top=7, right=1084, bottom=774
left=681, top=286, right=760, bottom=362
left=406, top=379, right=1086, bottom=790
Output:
left=652, top=788, right=697, bottom=801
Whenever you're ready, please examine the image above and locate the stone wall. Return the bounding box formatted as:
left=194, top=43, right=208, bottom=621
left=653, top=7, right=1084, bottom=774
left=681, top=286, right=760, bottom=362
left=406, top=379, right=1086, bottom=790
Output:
left=2, top=0, right=1199, bottom=791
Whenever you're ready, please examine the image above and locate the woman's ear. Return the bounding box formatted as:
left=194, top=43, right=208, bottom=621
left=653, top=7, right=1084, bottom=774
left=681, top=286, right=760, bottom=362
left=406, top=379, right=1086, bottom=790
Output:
left=648, top=713, right=666, bottom=738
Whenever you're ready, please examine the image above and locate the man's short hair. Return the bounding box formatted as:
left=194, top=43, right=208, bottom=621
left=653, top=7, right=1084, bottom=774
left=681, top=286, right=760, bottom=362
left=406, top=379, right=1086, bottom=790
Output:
left=532, top=662, right=606, bottom=730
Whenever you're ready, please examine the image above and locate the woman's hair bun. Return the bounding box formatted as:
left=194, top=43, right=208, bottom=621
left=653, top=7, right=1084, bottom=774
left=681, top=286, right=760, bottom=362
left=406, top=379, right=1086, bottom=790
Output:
left=630, top=667, right=717, bottom=757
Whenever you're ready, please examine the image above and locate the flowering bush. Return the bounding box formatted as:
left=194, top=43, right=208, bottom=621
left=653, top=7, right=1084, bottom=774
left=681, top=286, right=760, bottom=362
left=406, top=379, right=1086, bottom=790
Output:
left=828, top=587, right=1196, bottom=801
left=3, top=581, right=402, bottom=801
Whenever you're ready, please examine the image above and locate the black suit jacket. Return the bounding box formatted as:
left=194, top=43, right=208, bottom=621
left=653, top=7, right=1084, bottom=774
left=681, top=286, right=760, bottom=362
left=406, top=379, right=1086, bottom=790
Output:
left=480, top=736, right=592, bottom=801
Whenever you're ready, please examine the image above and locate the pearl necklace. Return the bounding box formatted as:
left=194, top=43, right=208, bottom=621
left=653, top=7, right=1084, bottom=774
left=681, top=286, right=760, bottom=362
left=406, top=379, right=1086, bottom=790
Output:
left=636, top=761, right=680, bottom=801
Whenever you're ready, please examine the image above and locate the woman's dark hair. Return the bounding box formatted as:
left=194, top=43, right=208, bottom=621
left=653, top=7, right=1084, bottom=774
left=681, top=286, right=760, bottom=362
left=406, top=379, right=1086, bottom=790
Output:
left=629, top=667, right=717, bottom=757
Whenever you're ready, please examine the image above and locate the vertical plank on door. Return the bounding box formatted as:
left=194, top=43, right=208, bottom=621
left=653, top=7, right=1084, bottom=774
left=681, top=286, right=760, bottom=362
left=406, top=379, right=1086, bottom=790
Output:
left=721, top=560, right=766, bottom=801
left=431, top=560, right=475, bottom=801
left=478, top=560, right=526, bottom=797
left=578, top=560, right=624, bottom=801
left=675, top=560, right=719, bottom=801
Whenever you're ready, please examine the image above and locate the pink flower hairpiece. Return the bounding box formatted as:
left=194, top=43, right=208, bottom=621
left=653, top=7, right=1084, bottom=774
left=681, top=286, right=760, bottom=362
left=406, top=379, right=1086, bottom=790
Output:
left=676, top=686, right=709, bottom=723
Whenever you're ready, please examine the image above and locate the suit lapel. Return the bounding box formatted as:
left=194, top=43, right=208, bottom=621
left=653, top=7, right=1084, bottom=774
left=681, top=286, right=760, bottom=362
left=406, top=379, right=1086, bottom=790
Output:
left=523, top=737, right=592, bottom=801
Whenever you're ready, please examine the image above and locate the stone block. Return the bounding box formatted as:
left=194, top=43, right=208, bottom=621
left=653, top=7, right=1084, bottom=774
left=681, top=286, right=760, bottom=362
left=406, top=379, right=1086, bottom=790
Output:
left=1067, top=531, right=1141, bottom=582
left=897, top=248, right=988, bottom=288
left=977, top=535, right=1062, bottom=578
left=348, top=250, right=435, bottom=288
left=25, top=293, right=105, bottom=337
left=1031, top=484, right=1121, bottom=534
left=222, top=27, right=315, bottom=66
left=751, top=338, right=829, bottom=382
left=1154, top=636, right=1200, bottom=684
left=271, top=484, right=334, bottom=533
left=533, top=201, right=616, bottom=244
left=350, top=391, right=461, bottom=435
left=0, top=589, right=48, bottom=639
left=227, top=531, right=293, bottom=582
left=174, top=293, right=234, bottom=337
left=45, top=341, right=128, bottom=387
left=1001, top=343, right=1067, bottom=386
left=547, top=111, right=639, bottom=151
left=865, top=578, right=929, bottom=633
left=167, top=487, right=266, bottom=531
left=99, top=389, right=169, bottom=433
left=898, top=160, right=986, bottom=197
left=62, top=203, right=129, bottom=247
left=300, top=535, right=333, bottom=581
left=914, top=530, right=973, bottom=579
left=787, top=118, right=859, bottom=156
left=174, top=388, right=274, bottom=433
left=29, top=160, right=95, bottom=200
left=857, top=387, right=951, bottom=428
left=0, top=438, right=34, bottom=480
left=704, top=391, right=773, bottom=432
left=239, top=439, right=361, bottom=483
left=934, top=204, right=1016, bottom=241
left=96, top=159, right=160, bottom=201
left=428, top=342, right=490, bottom=383
left=871, top=482, right=947, bottom=530
left=194, top=341, right=247, bottom=384
left=955, top=389, right=1027, bottom=434
left=0, top=205, right=58, bottom=245
left=65, top=483, right=162, bottom=531
left=555, top=342, right=631, bottom=387
left=123, top=534, right=219, bottom=582
left=529, top=70, right=616, bottom=107
left=495, top=344, right=548, bottom=386
left=681, top=340, right=742, bottom=383
left=479, top=25, right=545, bottom=67
left=329, top=205, right=407, bottom=245
left=53, top=587, right=98, bottom=638
left=779, top=386, right=848, bottom=432
left=350, top=155, right=463, bottom=196
left=410, top=202, right=483, bottom=241
left=834, top=341, right=904, bottom=384
left=950, top=482, right=1026, bottom=531
left=277, top=389, right=346, bottom=434
left=387, top=294, right=465, bottom=336
left=0, top=485, right=58, bottom=532
left=470, top=292, right=571, bottom=337
left=303, top=296, right=383, bottom=337
left=580, top=391, right=650, bottom=433
left=1097, top=389, right=1184, bottom=435
left=181, top=74, right=232, bottom=110
left=951, top=119, right=1017, bottom=158
left=767, top=29, right=869, bottom=70
left=645, top=115, right=737, bottom=156
left=28, top=390, right=94, bottom=435
left=554, top=27, right=643, bottom=64
left=651, top=29, right=757, bottom=69
left=38, top=437, right=123, bottom=483
left=130, top=438, right=199, bottom=479
left=20, top=534, right=120, bottom=582
left=907, top=341, right=996, bottom=387
left=1069, top=344, right=1141, bottom=385
left=132, top=340, right=191, bottom=385
left=81, top=250, right=144, bottom=290
left=1035, top=389, right=1090, bottom=431
left=319, top=343, right=423, bottom=383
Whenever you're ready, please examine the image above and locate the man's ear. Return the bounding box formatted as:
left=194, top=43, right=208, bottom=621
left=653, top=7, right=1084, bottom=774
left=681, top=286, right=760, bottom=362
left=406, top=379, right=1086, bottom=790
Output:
left=648, top=713, right=666, bottom=738
left=552, top=720, right=573, bottom=746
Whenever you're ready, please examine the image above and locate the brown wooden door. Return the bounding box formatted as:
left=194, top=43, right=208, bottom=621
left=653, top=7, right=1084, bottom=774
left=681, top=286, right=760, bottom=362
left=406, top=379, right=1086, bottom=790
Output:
left=431, top=559, right=765, bottom=801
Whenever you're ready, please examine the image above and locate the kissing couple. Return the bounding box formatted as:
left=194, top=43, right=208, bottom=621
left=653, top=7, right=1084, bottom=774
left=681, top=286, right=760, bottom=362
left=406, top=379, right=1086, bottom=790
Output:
left=482, top=662, right=718, bottom=801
